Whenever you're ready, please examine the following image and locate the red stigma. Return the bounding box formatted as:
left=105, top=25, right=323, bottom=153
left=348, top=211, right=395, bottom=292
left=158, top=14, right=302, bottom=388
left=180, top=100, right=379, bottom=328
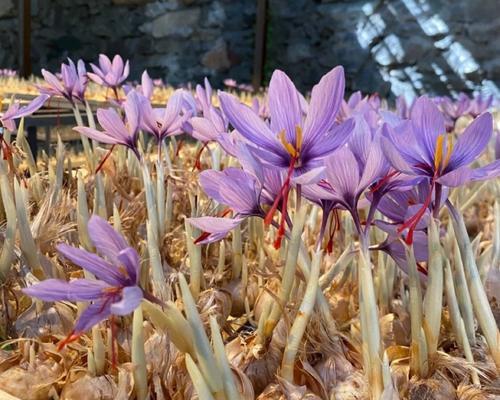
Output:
left=57, top=331, right=81, bottom=351
left=95, top=144, right=116, bottom=174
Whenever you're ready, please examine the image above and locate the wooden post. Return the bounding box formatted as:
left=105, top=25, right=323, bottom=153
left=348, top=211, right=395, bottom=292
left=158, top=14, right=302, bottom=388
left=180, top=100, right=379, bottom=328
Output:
left=18, top=0, right=32, bottom=78
left=252, top=0, right=268, bottom=91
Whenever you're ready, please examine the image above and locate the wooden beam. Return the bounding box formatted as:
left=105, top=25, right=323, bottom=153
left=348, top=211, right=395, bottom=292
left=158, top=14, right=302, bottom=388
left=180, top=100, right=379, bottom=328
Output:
left=18, top=0, right=32, bottom=78
left=252, top=0, right=268, bottom=91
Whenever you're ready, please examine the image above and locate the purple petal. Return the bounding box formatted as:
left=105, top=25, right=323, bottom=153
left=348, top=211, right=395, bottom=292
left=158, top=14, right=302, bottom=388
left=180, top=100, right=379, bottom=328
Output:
left=358, top=140, right=388, bottom=190
left=141, top=70, right=153, bottom=99
left=302, top=66, right=345, bottom=146
left=74, top=126, right=120, bottom=145
left=123, top=90, right=141, bottom=134
left=12, top=94, right=50, bottom=119
left=447, top=112, right=492, bottom=170
left=117, top=248, right=140, bottom=285
left=268, top=70, right=302, bottom=145
left=23, top=279, right=109, bottom=302
left=187, top=217, right=244, bottom=244
left=56, top=243, right=125, bottom=286
left=325, top=147, right=360, bottom=204
left=218, top=92, right=282, bottom=153
left=304, top=118, right=354, bottom=160
left=110, top=286, right=143, bottom=315
left=41, top=69, right=65, bottom=95
left=88, top=215, right=129, bottom=263
left=190, top=117, right=219, bottom=142
left=87, top=72, right=104, bottom=85
left=411, top=96, right=445, bottom=164
left=96, top=108, right=130, bottom=142
left=161, top=89, right=184, bottom=129
left=74, top=300, right=112, bottom=333
left=380, top=136, right=415, bottom=175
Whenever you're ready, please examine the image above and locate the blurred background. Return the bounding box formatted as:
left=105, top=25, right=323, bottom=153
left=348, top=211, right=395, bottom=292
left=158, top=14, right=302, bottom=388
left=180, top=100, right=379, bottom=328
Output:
left=1, top=0, right=499, bottom=99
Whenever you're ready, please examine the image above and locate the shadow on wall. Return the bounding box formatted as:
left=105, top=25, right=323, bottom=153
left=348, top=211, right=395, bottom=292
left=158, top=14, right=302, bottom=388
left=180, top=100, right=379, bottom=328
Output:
left=265, top=0, right=500, bottom=99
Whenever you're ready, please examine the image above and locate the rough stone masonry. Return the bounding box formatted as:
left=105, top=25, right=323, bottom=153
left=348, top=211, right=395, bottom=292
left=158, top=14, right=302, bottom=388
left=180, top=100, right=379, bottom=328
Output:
left=0, top=0, right=498, bottom=97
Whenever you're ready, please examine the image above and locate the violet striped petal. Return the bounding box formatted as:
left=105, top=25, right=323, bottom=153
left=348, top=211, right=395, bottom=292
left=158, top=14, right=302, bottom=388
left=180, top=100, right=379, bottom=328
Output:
left=88, top=215, right=129, bottom=263
left=22, top=278, right=109, bottom=302
left=110, top=286, right=143, bottom=315
left=74, top=300, right=112, bottom=334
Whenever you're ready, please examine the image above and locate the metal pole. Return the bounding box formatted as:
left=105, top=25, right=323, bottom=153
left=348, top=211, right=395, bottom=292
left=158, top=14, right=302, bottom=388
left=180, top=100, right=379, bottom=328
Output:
left=18, top=0, right=32, bottom=78
left=252, top=0, right=268, bottom=91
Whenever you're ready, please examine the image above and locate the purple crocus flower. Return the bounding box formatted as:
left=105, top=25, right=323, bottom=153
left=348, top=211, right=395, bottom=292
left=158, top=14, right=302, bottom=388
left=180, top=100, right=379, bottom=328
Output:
left=38, top=58, right=87, bottom=105
left=381, top=96, right=497, bottom=242
left=74, top=90, right=141, bottom=159
left=219, top=67, right=353, bottom=246
left=219, top=67, right=353, bottom=179
left=22, top=215, right=142, bottom=348
left=1, top=94, right=50, bottom=131
left=87, top=54, right=129, bottom=88
left=138, top=89, right=188, bottom=144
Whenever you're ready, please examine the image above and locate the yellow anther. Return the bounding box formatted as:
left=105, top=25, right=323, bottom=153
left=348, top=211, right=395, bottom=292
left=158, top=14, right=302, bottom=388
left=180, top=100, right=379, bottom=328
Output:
left=278, top=129, right=298, bottom=158
left=434, top=134, right=454, bottom=171
left=434, top=134, right=444, bottom=170
left=295, top=125, right=303, bottom=151
left=443, top=134, right=453, bottom=169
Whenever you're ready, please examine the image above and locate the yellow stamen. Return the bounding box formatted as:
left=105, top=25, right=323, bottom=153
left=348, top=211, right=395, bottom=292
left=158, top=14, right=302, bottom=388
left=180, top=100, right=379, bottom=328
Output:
left=278, top=129, right=298, bottom=158
left=295, top=125, right=303, bottom=151
left=443, top=134, right=453, bottom=169
left=434, top=134, right=444, bottom=170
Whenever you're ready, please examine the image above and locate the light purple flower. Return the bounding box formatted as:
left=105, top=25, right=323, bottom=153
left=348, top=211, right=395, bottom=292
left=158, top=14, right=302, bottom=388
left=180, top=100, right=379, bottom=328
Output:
left=74, top=90, right=141, bottom=158
left=38, top=58, right=87, bottom=104
left=218, top=67, right=353, bottom=180
left=138, top=89, right=188, bottom=143
left=22, top=215, right=142, bottom=347
left=87, top=54, right=129, bottom=88
left=1, top=94, right=50, bottom=131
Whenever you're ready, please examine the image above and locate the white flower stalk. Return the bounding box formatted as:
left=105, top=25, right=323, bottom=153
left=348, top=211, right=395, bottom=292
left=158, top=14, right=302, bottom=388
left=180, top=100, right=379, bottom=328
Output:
left=77, top=171, right=93, bottom=251
left=185, top=354, right=216, bottom=400
left=50, top=135, right=65, bottom=204
left=452, top=237, right=475, bottom=345
left=14, top=180, right=39, bottom=271
left=210, top=316, right=240, bottom=400
left=91, top=326, right=106, bottom=376
left=72, top=104, right=94, bottom=170
left=93, top=172, right=107, bottom=219
left=142, top=300, right=195, bottom=357
left=156, top=161, right=166, bottom=240
left=423, top=217, right=443, bottom=359
left=132, top=306, right=148, bottom=400
left=261, top=205, right=308, bottom=341
left=319, top=243, right=356, bottom=290
left=358, top=247, right=383, bottom=399
left=179, top=274, right=224, bottom=398
left=185, top=219, right=202, bottom=300
left=449, top=202, right=500, bottom=369
left=142, top=161, right=159, bottom=242
left=165, top=178, right=174, bottom=232
left=231, top=224, right=243, bottom=280
left=492, top=200, right=500, bottom=271
left=444, top=261, right=480, bottom=385
left=405, top=244, right=427, bottom=377
left=0, top=159, right=16, bottom=281
left=147, top=219, right=169, bottom=301
left=281, top=249, right=322, bottom=382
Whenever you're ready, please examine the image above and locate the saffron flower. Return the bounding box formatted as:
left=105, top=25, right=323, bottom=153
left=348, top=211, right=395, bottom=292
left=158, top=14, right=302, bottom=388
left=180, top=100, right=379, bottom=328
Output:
left=138, top=89, right=188, bottom=144
left=219, top=67, right=353, bottom=179
left=74, top=90, right=142, bottom=159
left=87, top=54, right=129, bottom=88
left=22, top=215, right=142, bottom=348
left=0, top=94, right=50, bottom=132
left=38, top=58, right=87, bottom=104
left=381, top=96, right=497, bottom=242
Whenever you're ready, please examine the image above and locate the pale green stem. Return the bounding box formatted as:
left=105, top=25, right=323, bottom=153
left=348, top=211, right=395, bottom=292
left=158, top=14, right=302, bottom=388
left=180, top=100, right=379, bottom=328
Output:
left=185, top=354, right=216, bottom=400
left=262, top=205, right=308, bottom=342
left=444, top=261, right=480, bottom=385
left=179, top=274, right=224, bottom=396
left=185, top=220, right=202, bottom=300
left=281, top=249, right=322, bottom=382
left=132, top=306, right=148, bottom=400
left=231, top=224, right=243, bottom=280
left=210, top=316, right=240, bottom=400
left=0, top=160, right=16, bottom=280
left=423, top=218, right=443, bottom=359
left=449, top=202, right=500, bottom=369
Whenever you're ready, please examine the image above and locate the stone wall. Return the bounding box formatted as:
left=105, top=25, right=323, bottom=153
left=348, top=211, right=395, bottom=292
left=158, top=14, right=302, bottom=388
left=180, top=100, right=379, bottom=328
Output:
left=0, top=0, right=498, bottom=97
